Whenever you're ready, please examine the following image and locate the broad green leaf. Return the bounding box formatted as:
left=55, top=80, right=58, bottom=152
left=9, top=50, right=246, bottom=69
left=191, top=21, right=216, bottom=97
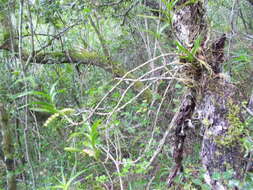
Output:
left=83, top=8, right=91, bottom=13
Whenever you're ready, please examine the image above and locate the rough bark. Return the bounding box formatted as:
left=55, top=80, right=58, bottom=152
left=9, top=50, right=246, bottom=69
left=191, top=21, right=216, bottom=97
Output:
left=167, top=90, right=196, bottom=186
left=196, top=79, right=246, bottom=189
left=0, top=103, right=16, bottom=190
left=248, top=92, right=253, bottom=111
left=168, top=0, right=246, bottom=189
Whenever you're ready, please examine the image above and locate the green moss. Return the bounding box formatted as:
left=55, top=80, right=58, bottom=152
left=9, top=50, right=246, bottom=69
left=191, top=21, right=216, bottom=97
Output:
left=3, top=31, right=10, bottom=41
left=215, top=100, right=247, bottom=146
left=112, top=65, right=127, bottom=76
left=135, top=83, right=152, bottom=103
left=71, top=49, right=101, bottom=61
left=1, top=111, right=8, bottom=124
left=49, top=51, right=65, bottom=58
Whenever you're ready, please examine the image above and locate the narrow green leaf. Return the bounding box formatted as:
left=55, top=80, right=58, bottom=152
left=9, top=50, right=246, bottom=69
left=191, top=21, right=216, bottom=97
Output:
left=30, top=107, right=57, bottom=114
left=64, top=147, right=81, bottom=152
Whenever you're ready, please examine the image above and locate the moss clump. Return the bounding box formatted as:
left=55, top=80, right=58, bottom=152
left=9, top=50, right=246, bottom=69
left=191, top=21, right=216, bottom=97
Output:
left=215, top=100, right=247, bottom=146
left=71, top=49, right=101, bottom=61
left=2, top=31, right=10, bottom=41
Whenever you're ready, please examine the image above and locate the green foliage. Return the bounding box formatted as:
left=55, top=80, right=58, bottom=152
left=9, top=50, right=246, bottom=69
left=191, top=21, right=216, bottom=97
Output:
left=171, top=167, right=211, bottom=190
left=161, top=0, right=178, bottom=24
left=0, top=0, right=252, bottom=189
left=65, top=119, right=101, bottom=160
left=52, top=167, right=86, bottom=190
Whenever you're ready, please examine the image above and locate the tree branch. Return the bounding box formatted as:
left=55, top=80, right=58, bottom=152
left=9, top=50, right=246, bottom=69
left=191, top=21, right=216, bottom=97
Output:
left=0, top=9, right=152, bottom=103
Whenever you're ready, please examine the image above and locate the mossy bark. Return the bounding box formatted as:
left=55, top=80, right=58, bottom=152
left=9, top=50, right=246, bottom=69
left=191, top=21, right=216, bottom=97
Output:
left=169, top=0, right=246, bottom=189
left=196, top=80, right=246, bottom=189
left=33, top=49, right=152, bottom=102
left=0, top=103, right=16, bottom=190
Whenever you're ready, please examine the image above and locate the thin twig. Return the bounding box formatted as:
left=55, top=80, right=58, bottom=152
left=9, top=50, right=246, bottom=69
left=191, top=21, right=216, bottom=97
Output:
left=18, top=0, right=36, bottom=188
left=87, top=53, right=177, bottom=120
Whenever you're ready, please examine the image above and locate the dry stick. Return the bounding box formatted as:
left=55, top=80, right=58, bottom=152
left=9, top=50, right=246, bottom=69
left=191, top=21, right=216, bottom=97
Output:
left=99, top=0, right=124, bottom=7
left=144, top=17, right=152, bottom=61
left=115, top=76, right=180, bottom=82
left=145, top=68, right=180, bottom=153
left=124, top=75, right=181, bottom=166
left=146, top=109, right=178, bottom=168
left=146, top=176, right=155, bottom=190
left=103, top=68, right=173, bottom=163
left=85, top=54, right=175, bottom=164
left=114, top=71, right=171, bottom=114
left=145, top=81, right=196, bottom=169
left=104, top=71, right=180, bottom=164
left=147, top=7, right=170, bottom=126
left=87, top=53, right=177, bottom=120
left=100, top=146, right=124, bottom=190
left=27, top=2, right=34, bottom=57
left=89, top=14, right=110, bottom=58
left=103, top=69, right=187, bottom=165
left=115, top=132, right=121, bottom=166
left=29, top=111, right=42, bottom=162
left=114, top=73, right=187, bottom=122
left=105, top=65, right=170, bottom=123
left=18, top=0, right=35, bottom=188
left=35, top=22, right=81, bottom=54
left=243, top=105, right=253, bottom=117
left=114, top=70, right=193, bottom=114
left=114, top=71, right=185, bottom=82
left=101, top=162, right=114, bottom=190
left=227, top=0, right=239, bottom=59
left=105, top=73, right=186, bottom=163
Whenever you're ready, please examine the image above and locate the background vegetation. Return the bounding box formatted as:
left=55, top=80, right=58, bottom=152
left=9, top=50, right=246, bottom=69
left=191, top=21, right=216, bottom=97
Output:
left=0, top=0, right=253, bottom=189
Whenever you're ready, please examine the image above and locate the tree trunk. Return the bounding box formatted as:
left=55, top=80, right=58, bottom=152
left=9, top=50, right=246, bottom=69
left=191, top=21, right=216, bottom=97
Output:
left=0, top=103, right=16, bottom=190
left=168, top=0, right=246, bottom=189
